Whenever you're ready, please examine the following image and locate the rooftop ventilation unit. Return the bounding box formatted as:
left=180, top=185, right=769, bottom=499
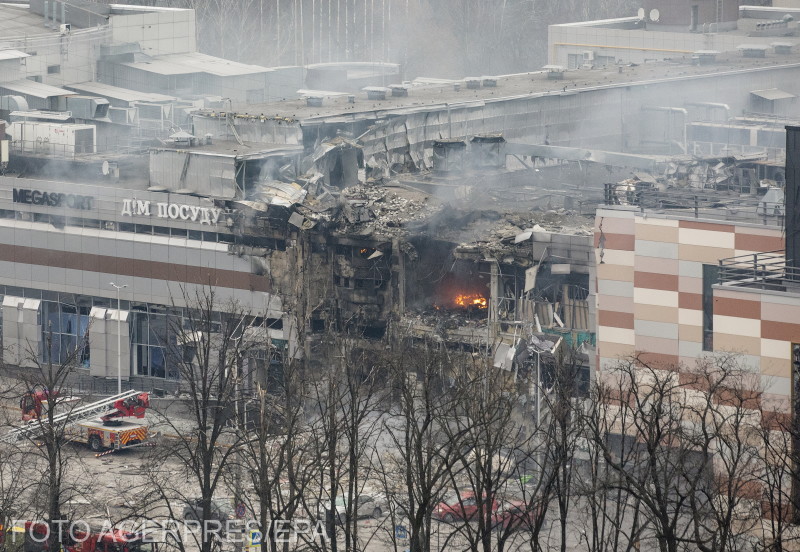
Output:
left=738, top=44, right=769, bottom=58
left=363, top=86, right=390, bottom=100
left=693, top=50, right=720, bottom=65
left=543, top=65, right=566, bottom=79
left=464, top=77, right=481, bottom=89
left=772, top=41, right=795, bottom=54
left=389, top=84, right=409, bottom=97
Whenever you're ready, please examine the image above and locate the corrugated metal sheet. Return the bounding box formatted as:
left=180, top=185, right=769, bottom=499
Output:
left=149, top=150, right=237, bottom=198
left=0, top=79, right=73, bottom=99
left=191, top=114, right=303, bottom=146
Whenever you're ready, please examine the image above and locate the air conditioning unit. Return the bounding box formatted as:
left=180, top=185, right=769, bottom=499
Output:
left=583, top=50, right=595, bottom=61
left=60, top=23, right=71, bottom=34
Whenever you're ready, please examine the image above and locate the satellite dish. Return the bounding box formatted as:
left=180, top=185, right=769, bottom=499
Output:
left=638, top=7, right=645, bottom=19
left=102, top=160, right=109, bottom=176
left=650, top=8, right=660, bottom=21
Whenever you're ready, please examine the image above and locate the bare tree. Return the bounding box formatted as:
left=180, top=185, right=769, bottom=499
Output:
left=372, top=338, right=462, bottom=552
left=759, top=409, right=799, bottom=552
left=583, top=354, right=772, bottom=552
left=141, top=289, right=258, bottom=552
left=2, top=327, right=96, bottom=551
left=436, top=353, right=541, bottom=552
left=306, top=335, right=386, bottom=552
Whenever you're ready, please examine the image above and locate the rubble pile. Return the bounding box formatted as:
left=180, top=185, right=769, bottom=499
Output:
left=455, top=210, right=593, bottom=260
left=338, top=183, right=440, bottom=235
left=410, top=305, right=489, bottom=329
left=609, top=154, right=777, bottom=206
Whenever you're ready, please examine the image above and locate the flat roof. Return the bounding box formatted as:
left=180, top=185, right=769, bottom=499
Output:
left=0, top=4, right=60, bottom=39
left=121, top=52, right=270, bottom=77
left=0, top=79, right=74, bottom=99
left=239, top=50, right=800, bottom=122
left=65, top=81, right=177, bottom=104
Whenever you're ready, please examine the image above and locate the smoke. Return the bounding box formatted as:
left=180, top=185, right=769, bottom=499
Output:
left=121, top=0, right=638, bottom=79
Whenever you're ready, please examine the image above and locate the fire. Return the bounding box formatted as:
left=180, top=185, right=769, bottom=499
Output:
left=454, top=293, right=488, bottom=309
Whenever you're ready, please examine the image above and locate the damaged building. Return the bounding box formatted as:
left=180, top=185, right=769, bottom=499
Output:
left=0, top=0, right=799, bottom=397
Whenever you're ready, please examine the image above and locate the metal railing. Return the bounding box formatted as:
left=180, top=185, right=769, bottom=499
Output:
left=603, top=184, right=785, bottom=225
left=717, top=250, right=800, bottom=290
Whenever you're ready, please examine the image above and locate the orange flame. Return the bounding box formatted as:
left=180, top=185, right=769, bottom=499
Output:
left=454, top=294, right=488, bottom=309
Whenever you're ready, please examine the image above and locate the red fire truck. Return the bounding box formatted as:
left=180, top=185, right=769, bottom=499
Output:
left=6, top=390, right=153, bottom=453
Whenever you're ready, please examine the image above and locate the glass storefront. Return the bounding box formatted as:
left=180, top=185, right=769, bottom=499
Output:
left=40, top=300, right=91, bottom=367
left=3, top=285, right=276, bottom=381
left=131, top=306, right=178, bottom=380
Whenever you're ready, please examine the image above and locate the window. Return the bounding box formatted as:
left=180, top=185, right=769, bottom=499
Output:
left=41, top=300, right=90, bottom=367
left=702, top=264, right=719, bottom=351
left=47, top=64, right=61, bottom=74
left=131, top=307, right=179, bottom=380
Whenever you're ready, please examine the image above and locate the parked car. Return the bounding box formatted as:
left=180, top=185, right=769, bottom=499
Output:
left=491, top=499, right=542, bottom=532
left=318, top=494, right=386, bottom=524
left=182, top=498, right=235, bottom=525
left=433, top=492, right=498, bottom=523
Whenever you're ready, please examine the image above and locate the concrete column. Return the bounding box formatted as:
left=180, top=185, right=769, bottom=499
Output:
left=89, top=307, right=131, bottom=380
left=489, top=262, right=500, bottom=342
left=2, top=296, right=42, bottom=368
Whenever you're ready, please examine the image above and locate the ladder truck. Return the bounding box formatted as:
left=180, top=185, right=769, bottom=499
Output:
left=2, top=390, right=153, bottom=453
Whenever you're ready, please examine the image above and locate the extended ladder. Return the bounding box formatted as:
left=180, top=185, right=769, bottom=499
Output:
left=0, top=389, right=143, bottom=444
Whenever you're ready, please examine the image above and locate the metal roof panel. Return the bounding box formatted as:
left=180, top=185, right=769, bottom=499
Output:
left=751, top=88, right=795, bottom=100
left=0, top=79, right=73, bottom=99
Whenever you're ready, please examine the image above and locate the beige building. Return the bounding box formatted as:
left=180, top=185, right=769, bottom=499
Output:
left=594, top=200, right=788, bottom=414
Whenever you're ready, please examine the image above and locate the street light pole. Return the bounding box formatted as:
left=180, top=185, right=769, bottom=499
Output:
left=110, top=282, right=127, bottom=394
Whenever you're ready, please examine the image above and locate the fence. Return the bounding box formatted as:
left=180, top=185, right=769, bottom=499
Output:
left=717, top=250, right=800, bottom=290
